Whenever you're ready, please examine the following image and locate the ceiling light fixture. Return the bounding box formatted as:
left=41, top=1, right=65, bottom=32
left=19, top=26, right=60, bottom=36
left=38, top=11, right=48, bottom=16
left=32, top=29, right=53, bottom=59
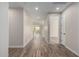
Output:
left=35, top=7, right=39, bottom=11
left=56, top=7, right=60, bottom=10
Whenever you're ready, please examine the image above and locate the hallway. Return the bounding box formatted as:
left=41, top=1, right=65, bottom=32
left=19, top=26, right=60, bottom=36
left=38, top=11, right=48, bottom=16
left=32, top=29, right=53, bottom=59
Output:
left=7, top=2, right=79, bottom=57
left=9, top=38, right=77, bottom=57
left=0, top=2, right=79, bottom=57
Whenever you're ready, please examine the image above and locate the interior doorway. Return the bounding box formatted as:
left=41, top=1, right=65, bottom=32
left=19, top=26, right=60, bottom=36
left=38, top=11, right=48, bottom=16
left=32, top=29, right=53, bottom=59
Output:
left=32, top=25, right=41, bottom=40
left=48, top=14, right=60, bottom=44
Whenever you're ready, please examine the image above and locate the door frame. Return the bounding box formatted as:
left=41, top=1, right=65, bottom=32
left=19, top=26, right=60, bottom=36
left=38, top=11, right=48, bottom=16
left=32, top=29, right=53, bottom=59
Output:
left=47, top=13, right=62, bottom=44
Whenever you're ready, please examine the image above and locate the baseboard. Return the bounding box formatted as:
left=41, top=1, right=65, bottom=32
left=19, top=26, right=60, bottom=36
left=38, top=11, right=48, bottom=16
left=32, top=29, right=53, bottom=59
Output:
left=23, top=38, right=33, bottom=48
left=9, top=45, right=23, bottom=48
left=61, top=42, right=65, bottom=46
left=9, top=39, right=33, bottom=48
left=64, top=45, right=79, bottom=56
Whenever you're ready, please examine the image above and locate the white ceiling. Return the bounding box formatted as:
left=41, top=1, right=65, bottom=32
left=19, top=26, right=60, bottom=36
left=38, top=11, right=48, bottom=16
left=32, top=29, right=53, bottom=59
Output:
left=9, top=2, right=71, bottom=20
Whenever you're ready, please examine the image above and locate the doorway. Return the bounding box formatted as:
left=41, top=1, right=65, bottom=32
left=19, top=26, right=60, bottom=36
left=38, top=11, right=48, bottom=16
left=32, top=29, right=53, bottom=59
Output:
left=32, top=25, right=41, bottom=44
left=48, top=14, right=60, bottom=44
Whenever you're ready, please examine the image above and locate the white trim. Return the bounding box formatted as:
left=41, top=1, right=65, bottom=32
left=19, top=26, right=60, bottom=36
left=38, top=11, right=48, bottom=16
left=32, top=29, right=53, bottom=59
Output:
left=23, top=38, right=33, bottom=48
left=9, top=38, right=33, bottom=48
left=64, top=45, right=79, bottom=56
left=61, top=42, right=65, bottom=46
left=23, top=41, right=29, bottom=48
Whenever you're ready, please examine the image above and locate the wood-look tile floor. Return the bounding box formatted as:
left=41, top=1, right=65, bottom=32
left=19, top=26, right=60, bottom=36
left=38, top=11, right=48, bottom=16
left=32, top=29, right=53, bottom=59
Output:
left=9, top=39, right=78, bottom=57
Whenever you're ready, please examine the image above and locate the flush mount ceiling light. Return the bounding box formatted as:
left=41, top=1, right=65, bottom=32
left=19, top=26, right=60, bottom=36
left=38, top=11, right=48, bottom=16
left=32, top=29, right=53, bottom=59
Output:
left=56, top=7, right=60, bottom=10
left=35, top=7, right=39, bottom=11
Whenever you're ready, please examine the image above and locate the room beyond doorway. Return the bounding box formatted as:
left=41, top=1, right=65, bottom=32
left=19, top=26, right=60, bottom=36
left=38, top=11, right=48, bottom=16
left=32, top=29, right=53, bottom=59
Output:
left=48, top=14, right=60, bottom=44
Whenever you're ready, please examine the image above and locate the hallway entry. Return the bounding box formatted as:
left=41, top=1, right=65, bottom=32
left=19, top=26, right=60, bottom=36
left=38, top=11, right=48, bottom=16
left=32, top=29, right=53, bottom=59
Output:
left=49, top=14, right=60, bottom=44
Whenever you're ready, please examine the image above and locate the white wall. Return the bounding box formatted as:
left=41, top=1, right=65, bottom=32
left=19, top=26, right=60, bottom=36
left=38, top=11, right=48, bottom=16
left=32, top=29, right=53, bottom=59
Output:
left=62, top=3, right=79, bottom=56
left=49, top=14, right=59, bottom=38
left=23, top=9, right=33, bottom=47
left=61, top=13, right=66, bottom=45
left=9, top=8, right=23, bottom=48
left=9, top=8, right=33, bottom=48
left=0, top=3, right=9, bottom=57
